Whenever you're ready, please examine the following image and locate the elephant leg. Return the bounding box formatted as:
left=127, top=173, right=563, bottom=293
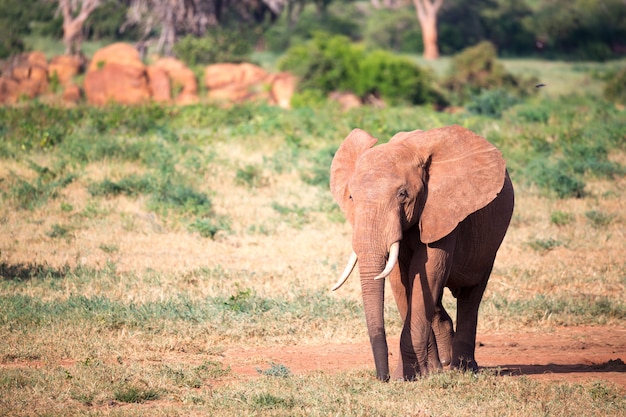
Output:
left=388, top=260, right=413, bottom=380
left=450, top=271, right=490, bottom=371
left=432, top=297, right=454, bottom=366
left=395, top=238, right=455, bottom=380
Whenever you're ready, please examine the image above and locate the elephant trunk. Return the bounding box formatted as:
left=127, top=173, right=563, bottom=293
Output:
left=358, top=254, right=391, bottom=381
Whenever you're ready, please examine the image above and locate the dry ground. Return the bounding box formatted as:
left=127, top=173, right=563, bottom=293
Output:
left=1, top=143, right=625, bottom=401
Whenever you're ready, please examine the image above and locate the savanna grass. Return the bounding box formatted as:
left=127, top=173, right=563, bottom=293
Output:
left=1, top=61, right=625, bottom=416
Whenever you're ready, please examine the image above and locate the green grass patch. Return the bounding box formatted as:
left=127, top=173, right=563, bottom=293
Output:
left=487, top=294, right=625, bottom=325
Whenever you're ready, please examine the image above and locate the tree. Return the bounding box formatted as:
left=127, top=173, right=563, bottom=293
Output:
left=412, top=0, right=444, bottom=60
left=57, top=0, right=103, bottom=55
left=126, top=0, right=286, bottom=56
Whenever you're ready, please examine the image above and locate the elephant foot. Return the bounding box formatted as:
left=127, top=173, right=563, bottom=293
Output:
left=450, top=356, right=478, bottom=372
left=392, top=358, right=442, bottom=381
left=451, top=340, right=478, bottom=372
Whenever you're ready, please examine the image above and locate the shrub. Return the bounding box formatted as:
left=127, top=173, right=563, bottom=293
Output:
left=363, top=8, right=421, bottom=53
left=264, top=3, right=362, bottom=52
left=526, top=159, right=586, bottom=199
left=550, top=211, right=574, bottom=226
left=174, top=27, right=255, bottom=65
left=278, top=32, right=362, bottom=94
left=235, top=164, right=268, bottom=188
left=603, top=68, right=626, bottom=105
left=279, top=33, right=440, bottom=106
left=444, top=41, right=536, bottom=104
left=355, top=50, right=440, bottom=106
left=585, top=211, right=616, bottom=228
left=188, top=217, right=231, bottom=239
left=466, top=89, right=520, bottom=118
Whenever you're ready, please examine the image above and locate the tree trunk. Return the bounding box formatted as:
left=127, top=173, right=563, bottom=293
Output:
left=412, top=0, right=444, bottom=60
left=59, top=0, right=102, bottom=56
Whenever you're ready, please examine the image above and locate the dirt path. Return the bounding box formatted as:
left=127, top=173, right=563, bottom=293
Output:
left=225, top=326, right=626, bottom=389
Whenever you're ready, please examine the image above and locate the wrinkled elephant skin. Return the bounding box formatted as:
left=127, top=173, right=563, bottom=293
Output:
left=330, top=125, right=514, bottom=381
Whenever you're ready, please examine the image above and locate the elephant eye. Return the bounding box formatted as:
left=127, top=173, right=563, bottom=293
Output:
left=397, top=189, right=409, bottom=200
left=348, top=194, right=353, bottom=200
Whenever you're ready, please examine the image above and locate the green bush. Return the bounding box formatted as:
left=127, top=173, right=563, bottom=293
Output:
left=603, top=68, right=626, bottom=105
left=85, top=0, right=139, bottom=41
left=585, top=210, right=616, bottom=228
left=527, top=159, right=586, bottom=199
left=0, top=0, right=57, bottom=57
left=188, top=217, right=231, bottom=239
left=279, top=33, right=440, bottom=106
left=444, top=41, right=536, bottom=104
left=526, top=0, right=625, bottom=61
left=550, top=211, right=574, bottom=226
left=174, top=27, right=255, bottom=65
left=466, top=89, right=520, bottom=118
left=278, top=33, right=362, bottom=94
left=355, top=50, right=440, bottom=106
left=363, top=8, right=421, bottom=53
left=264, top=3, right=363, bottom=52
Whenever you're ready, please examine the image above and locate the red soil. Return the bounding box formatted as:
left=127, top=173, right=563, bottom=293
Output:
left=224, top=326, right=626, bottom=390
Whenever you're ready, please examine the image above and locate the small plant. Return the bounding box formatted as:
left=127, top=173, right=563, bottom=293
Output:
left=257, top=362, right=292, bottom=378
left=550, top=211, right=574, bottom=226
left=603, top=67, right=626, bottom=105
left=585, top=210, right=616, bottom=228
left=235, top=164, right=267, bottom=188
left=196, top=360, right=231, bottom=379
left=113, top=385, right=160, bottom=403
left=222, top=286, right=273, bottom=314
left=528, top=237, right=563, bottom=252
left=46, top=224, right=72, bottom=240
left=98, top=244, right=119, bottom=254
left=252, top=392, right=295, bottom=409
left=188, top=216, right=231, bottom=239
left=10, top=162, right=75, bottom=210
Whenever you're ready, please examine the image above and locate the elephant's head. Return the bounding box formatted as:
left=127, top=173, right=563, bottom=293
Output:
left=329, top=125, right=507, bottom=380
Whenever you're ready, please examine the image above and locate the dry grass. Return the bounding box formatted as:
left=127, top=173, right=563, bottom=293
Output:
left=1, top=94, right=624, bottom=416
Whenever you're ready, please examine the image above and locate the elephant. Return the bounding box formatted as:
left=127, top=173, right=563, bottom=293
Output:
left=329, top=125, right=514, bottom=381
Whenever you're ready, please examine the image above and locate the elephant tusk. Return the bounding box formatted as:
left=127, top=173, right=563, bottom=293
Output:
left=331, top=251, right=358, bottom=291
left=374, top=241, right=400, bottom=280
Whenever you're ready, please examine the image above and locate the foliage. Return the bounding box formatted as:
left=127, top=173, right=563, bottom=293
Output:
left=0, top=0, right=57, bottom=57
left=603, top=67, right=626, bottom=105
left=355, top=50, right=443, bottom=106
left=550, top=211, right=574, bottom=227
left=363, top=7, right=421, bottom=53
left=85, top=0, right=140, bottom=41
left=257, top=363, right=292, bottom=378
left=466, top=89, right=520, bottom=118
left=444, top=41, right=536, bottom=104
left=8, top=162, right=75, bottom=210
left=585, top=210, right=617, bottom=228
left=278, top=33, right=362, bottom=94
left=279, top=33, right=440, bottom=105
left=263, top=1, right=363, bottom=53
left=174, top=26, right=256, bottom=66
left=437, top=0, right=535, bottom=56
left=235, top=164, right=268, bottom=188
left=526, top=0, right=626, bottom=61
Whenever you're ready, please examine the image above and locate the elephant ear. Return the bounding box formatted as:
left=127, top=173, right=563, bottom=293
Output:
left=330, top=129, right=378, bottom=223
left=409, top=125, right=507, bottom=244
